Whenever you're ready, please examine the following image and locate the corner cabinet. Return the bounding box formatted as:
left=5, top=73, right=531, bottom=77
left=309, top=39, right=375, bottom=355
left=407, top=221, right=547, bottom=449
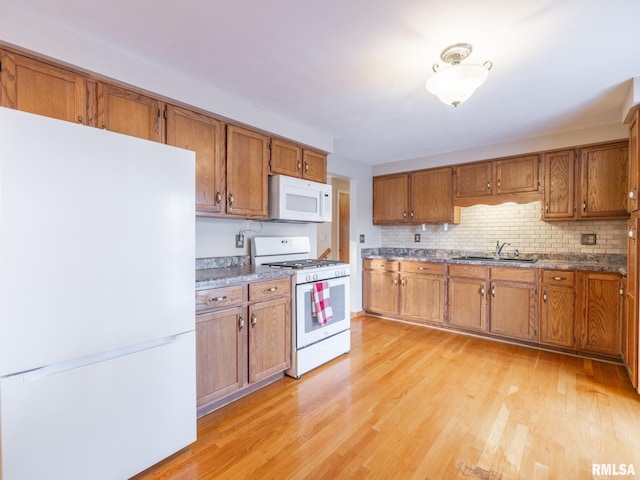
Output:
left=226, top=125, right=270, bottom=218
left=373, top=167, right=458, bottom=225
left=195, top=277, right=291, bottom=417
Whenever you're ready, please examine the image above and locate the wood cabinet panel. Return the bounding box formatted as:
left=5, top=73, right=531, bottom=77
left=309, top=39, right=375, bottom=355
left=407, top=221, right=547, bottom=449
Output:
left=302, top=150, right=327, bottom=183
left=373, top=174, right=409, bottom=224
left=491, top=267, right=536, bottom=283
left=579, top=272, right=622, bottom=356
left=363, top=259, right=400, bottom=272
left=363, top=269, right=399, bottom=316
left=540, top=270, right=575, bottom=286
left=625, top=217, right=638, bottom=388
left=226, top=125, right=269, bottom=218
left=166, top=105, right=225, bottom=215
left=410, top=167, right=457, bottom=223
left=455, top=162, right=493, bottom=198
left=400, top=273, right=444, bottom=324
left=540, top=284, right=575, bottom=348
left=447, top=277, right=487, bottom=332
left=542, top=149, right=576, bottom=220
left=249, top=277, right=291, bottom=302
left=196, top=306, right=245, bottom=406
left=579, top=142, right=629, bottom=219
left=401, top=262, right=445, bottom=275
left=629, top=111, right=639, bottom=213
left=496, top=155, right=539, bottom=194
left=96, top=82, right=163, bottom=142
left=270, top=138, right=301, bottom=177
left=489, top=281, right=536, bottom=340
left=0, top=50, right=87, bottom=124
left=248, top=297, right=290, bottom=383
left=196, top=285, right=246, bottom=313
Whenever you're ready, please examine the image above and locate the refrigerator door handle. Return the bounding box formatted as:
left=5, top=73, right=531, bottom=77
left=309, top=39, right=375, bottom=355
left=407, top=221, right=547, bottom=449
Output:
left=19, top=333, right=189, bottom=383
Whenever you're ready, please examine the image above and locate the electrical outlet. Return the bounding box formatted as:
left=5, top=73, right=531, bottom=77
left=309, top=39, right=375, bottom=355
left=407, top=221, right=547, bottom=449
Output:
left=235, top=234, right=245, bottom=248
left=359, top=234, right=365, bottom=243
left=414, top=233, right=421, bottom=243
left=581, top=233, right=596, bottom=245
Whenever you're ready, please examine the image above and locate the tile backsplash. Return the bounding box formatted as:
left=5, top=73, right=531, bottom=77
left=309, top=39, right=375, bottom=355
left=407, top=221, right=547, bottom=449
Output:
left=381, top=201, right=627, bottom=255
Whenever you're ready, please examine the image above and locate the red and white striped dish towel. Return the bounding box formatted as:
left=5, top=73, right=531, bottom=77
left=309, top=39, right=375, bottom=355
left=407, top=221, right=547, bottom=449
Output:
left=311, top=281, right=333, bottom=326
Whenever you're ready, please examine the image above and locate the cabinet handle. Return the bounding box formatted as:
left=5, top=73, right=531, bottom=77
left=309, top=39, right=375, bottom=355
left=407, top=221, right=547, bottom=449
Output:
left=77, top=116, right=84, bottom=124
left=629, top=229, right=636, bottom=240
left=297, top=160, right=302, bottom=171
left=481, top=286, right=485, bottom=297
left=393, top=278, right=398, bottom=286
left=101, top=121, right=107, bottom=130
left=582, top=200, right=587, bottom=212
left=403, top=211, right=407, bottom=218
left=250, top=312, right=257, bottom=327
left=263, top=286, right=278, bottom=293
left=487, top=181, right=491, bottom=190
left=377, top=263, right=385, bottom=267
left=305, top=161, right=309, bottom=173
left=545, top=203, right=549, bottom=214
left=228, top=192, right=234, bottom=207
left=215, top=192, right=222, bottom=204
left=543, top=291, right=547, bottom=303
left=497, top=179, right=501, bottom=188
left=491, top=285, right=496, bottom=297
left=238, top=315, right=245, bottom=331
left=410, top=211, right=414, bottom=218
left=552, top=276, right=567, bottom=281
left=401, top=278, right=406, bottom=286
left=208, top=295, right=227, bottom=303
left=418, top=267, right=426, bottom=270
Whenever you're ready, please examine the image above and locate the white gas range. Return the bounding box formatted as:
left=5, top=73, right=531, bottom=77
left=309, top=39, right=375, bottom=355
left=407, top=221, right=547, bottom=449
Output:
left=252, top=237, right=350, bottom=378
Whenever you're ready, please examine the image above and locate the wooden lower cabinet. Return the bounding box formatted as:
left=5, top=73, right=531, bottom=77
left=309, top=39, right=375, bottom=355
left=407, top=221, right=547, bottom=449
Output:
left=400, top=272, right=444, bottom=323
left=578, top=272, right=622, bottom=356
left=489, top=268, right=537, bottom=341
left=195, top=278, right=291, bottom=415
left=539, top=270, right=576, bottom=348
left=446, top=265, right=488, bottom=332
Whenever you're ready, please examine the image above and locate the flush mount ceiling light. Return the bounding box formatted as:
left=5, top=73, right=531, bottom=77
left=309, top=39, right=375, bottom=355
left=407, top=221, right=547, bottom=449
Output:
left=425, top=43, right=492, bottom=107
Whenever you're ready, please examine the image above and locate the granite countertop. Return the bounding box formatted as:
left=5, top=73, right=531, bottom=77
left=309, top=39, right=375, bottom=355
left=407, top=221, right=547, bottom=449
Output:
left=361, top=248, right=627, bottom=275
left=195, top=255, right=293, bottom=291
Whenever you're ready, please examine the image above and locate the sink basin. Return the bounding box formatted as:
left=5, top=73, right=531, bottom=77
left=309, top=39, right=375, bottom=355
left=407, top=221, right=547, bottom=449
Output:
left=451, top=255, right=538, bottom=263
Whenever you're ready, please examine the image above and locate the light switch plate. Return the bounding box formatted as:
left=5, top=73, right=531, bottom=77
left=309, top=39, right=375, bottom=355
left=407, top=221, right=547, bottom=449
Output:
left=414, top=234, right=421, bottom=243
left=581, top=233, right=596, bottom=245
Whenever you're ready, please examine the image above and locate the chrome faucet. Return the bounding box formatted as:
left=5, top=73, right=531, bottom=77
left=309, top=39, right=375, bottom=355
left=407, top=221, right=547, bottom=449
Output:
left=495, top=241, right=510, bottom=257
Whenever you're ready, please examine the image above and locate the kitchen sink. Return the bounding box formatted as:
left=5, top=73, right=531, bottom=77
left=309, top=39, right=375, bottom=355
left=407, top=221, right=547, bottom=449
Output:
left=451, top=255, right=538, bottom=263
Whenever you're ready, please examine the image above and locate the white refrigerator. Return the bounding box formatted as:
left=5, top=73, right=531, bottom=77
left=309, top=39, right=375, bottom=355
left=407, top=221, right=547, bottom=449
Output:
left=0, top=108, right=197, bottom=480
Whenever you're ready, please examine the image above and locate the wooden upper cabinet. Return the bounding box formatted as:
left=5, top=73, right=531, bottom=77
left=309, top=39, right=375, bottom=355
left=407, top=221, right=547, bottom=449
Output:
left=542, top=149, right=576, bottom=220
left=373, top=173, right=409, bottom=224
left=302, top=150, right=327, bottom=183
left=96, top=82, right=163, bottom=142
left=270, top=138, right=302, bottom=177
left=455, top=162, right=493, bottom=198
left=579, top=142, right=628, bottom=219
left=629, top=110, right=639, bottom=213
left=496, top=155, right=539, bottom=194
left=226, top=125, right=269, bottom=218
left=411, top=167, right=457, bottom=223
left=0, top=50, right=87, bottom=124
left=166, top=105, right=225, bottom=215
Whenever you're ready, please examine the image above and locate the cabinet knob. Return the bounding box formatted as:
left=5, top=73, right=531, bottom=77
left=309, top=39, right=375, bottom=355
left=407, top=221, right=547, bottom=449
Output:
left=77, top=116, right=84, bottom=124
left=101, top=121, right=107, bottom=130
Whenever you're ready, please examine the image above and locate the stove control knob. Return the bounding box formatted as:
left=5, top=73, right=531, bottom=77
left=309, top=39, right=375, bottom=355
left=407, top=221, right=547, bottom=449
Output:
left=313, top=273, right=319, bottom=281
left=305, top=274, right=311, bottom=282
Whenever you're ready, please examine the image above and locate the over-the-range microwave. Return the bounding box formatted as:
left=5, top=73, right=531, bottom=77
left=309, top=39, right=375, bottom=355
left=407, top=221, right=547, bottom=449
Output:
left=268, top=175, right=332, bottom=223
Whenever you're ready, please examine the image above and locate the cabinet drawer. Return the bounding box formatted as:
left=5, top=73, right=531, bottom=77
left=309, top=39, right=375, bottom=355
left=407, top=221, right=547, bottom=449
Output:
left=364, top=259, right=400, bottom=272
left=196, top=285, right=245, bottom=313
left=249, top=277, right=291, bottom=301
left=401, top=261, right=444, bottom=275
left=448, top=264, right=488, bottom=279
left=541, top=270, right=575, bottom=286
left=491, top=267, right=536, bottom=283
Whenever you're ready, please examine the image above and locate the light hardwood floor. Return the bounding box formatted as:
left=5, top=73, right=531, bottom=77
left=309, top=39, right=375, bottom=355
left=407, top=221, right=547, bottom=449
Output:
left=135, top=316, right=640, bottom=479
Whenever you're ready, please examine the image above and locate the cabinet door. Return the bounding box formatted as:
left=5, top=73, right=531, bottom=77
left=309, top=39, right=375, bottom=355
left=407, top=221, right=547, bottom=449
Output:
left=302, top=150, right=327, bottom=183
left=0, top=51, right=87, bottom=125
left=489, top=282, right=536, bottom=340
left=580, top=273, right=622, bottom=356
left=373, top=174, right=409, bottom=224
left=579, top=142, right=629, bottom=219
left=196, top=307, right=245, bottom=407
left=455, top=162, right=493, bottom=198
left=166, top=105, right=225, bottom=215
left=248, top=297, right=290, bottom=384
left=400, top=273, right=444, bottom=324
left=626, top=218, right=638, bottom=387
left=96, top=82, right=163, bottom=142
left=270, top=138, right=301, bottom=177
left=540, top=285, right=575, bottom=348
left=363, top=270, right=399, bottom=316
left=447, top=277, right=486, bottom=332
left=629, top=112, right=639, bottom=213
left=542, top=149, right=576, bottom=220
left=496, top=155, right=539, bottom=194
left=410, top=167, right=455, bottom=223
left=226, top=125, right=269, bottom=218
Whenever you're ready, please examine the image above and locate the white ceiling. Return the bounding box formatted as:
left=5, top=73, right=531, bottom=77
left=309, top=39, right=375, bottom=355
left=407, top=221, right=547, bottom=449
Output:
left=3, top=0, right=640, bottom=165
